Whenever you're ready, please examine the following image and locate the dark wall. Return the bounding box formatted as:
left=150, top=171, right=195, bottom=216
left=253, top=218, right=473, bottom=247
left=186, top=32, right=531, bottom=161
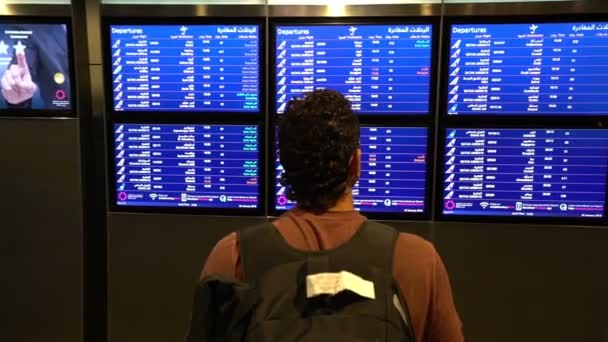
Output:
left=0, top=118, right=82, bottom=342
left=107, top=214, right=267, bottom=342
left=106, top=214, right=608, bottom=342
left=435, top=223, right=608, bottom=342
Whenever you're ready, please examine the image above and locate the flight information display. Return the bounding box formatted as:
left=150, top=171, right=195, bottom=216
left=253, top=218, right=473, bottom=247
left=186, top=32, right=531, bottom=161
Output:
left=109, top=24, right=260, bottom=113
left=275, top=126, right=428, bottom=213
left=275, top=24, right=433, bottom=114
left=113, top=123, right=259, bottom=209
left=448, top=22, right=608, bottom=115
left=442, top=128, right=608, bottom=218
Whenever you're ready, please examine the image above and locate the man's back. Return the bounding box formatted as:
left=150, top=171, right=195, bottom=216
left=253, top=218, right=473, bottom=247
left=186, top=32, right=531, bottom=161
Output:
left=202, top=209, right=463, bottom=342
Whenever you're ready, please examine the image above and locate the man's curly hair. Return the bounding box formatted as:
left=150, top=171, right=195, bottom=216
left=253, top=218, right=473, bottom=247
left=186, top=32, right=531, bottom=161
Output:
left=278, top=89, right=360, bottom=213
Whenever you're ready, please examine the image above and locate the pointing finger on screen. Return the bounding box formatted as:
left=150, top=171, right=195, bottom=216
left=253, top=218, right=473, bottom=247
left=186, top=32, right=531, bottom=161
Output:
left=10, top=66, right=23, bottom=91
left=1, top=53, right=37, bottom=104
left=16, top=52, right=30, bottom=77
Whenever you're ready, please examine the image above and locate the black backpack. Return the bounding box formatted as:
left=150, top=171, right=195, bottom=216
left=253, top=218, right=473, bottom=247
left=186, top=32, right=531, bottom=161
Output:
left=187, top=221, right=414, bottom=342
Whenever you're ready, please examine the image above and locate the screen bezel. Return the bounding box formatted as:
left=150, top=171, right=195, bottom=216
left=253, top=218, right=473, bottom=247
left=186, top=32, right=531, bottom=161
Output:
left=269, top=17, right=439, bottom=121
left=102, top=17, right=266, bottom=119
left=106, top=118, right=267, bottom=216
left=441, top=15, right=608, bottom=124
left=433, top=123, right=608, bottom=226
left=0, top=16, right=76, bottom=118
left=268, top=122, right=434, bottom=221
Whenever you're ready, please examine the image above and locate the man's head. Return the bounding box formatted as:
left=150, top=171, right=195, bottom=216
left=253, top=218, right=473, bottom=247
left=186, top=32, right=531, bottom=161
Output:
left=278, top=89, right=361, bottom=213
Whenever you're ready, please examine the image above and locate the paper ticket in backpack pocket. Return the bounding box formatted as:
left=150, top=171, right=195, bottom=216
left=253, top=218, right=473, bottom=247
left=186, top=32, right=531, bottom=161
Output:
left=306, top=271, right=375, bottom=300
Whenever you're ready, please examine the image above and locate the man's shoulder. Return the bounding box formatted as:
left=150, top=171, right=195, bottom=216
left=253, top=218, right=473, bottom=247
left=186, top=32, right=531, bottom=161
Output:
left=392, top=232, right=438, bottom=274
left=201, top=231, right=241, bottom=279
left=366, top=222, right=434, bottom=253
left=206, top=232, right=238, bottom=263
left=214, top=231, right=238, bottom=250
left=396, top=232, right=434, bottom=251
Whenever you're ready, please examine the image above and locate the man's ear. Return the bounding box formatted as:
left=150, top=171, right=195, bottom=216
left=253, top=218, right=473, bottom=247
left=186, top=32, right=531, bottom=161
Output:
left=348, top=147, right=361, bottom=185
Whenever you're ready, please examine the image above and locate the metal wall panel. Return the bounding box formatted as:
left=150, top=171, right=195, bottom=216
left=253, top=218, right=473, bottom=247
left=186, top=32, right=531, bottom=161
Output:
left=434, top=222, right=608, bottom=342
left=0, top=118, right=83, bottom=342
left=107, top=214, right=268, bottom=342
left=0, top=4, right=70, bottom=15
left=444, top=0, right=608, bottom=15
left=268, top=4, right=442, bottom=17
left=101, top=4, right=267, bottom=17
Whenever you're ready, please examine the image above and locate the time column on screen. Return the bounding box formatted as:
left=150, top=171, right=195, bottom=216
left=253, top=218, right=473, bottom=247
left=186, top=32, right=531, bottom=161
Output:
left=542, top=31, right=587, bottom=114
left=364, top=26, right=431, bottom=113
left=198, top=27, right=260, bottom=112
left=197, top=125, right=259, bottom=206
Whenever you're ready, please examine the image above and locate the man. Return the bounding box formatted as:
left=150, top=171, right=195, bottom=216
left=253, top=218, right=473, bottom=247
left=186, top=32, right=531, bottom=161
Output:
left=1, top=24, right=70, bottom=110
left=202, top=89, right=463, bottom=342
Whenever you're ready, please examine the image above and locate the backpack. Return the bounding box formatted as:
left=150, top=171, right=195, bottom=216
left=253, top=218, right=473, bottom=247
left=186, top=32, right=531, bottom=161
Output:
left=187, top=221, right=414, bottom=342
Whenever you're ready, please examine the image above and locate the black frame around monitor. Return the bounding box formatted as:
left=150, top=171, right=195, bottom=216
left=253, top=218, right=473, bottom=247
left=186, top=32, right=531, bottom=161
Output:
left=433, top=122, right=608, bottom=226
left=269, top=17, right=440, bottom=121
left=101, top=17, right=266, bottom=120
left=440, top=15, right=608, bottom=125
left=0, top=16, right=76, bottom=118
left=106, top=117, right=267, bottom=216
left=268, top=121, right=435, bottom=221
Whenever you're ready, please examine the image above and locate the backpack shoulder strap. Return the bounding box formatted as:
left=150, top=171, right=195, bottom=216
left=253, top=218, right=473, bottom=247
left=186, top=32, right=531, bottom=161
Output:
left=238, top=221, right=400, bottom=282
left=329, top=220, right=399, bottom=274
left=238, top=222, right=303, bottom=283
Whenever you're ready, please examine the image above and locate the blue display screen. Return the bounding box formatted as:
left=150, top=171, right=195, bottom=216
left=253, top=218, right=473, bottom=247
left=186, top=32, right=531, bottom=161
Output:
left=448, top=22, right=608, bottom=115
left=275, top=24, right=433, bottom=114
left=109, top=25, right=260, bottom=112
left=113, top=123, right=259, bottom=209
left=442, top=128, right=608, bottom=218
left=275, top=126, right=428, bottom=213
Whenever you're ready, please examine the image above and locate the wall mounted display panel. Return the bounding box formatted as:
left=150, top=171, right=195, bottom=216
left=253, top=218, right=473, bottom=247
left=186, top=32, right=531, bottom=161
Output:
left=273, top=126, right=431, bottom=218
left=272, top=20, right=436, bottom=115
left=0, top=1, right=70, bottom=4
left=445, top=0, right=571, bottom=2
left=103, top=0, right=263, bottom=3
left=268, top=1, right=440, bottom=4
left=440, top=127, right=608, bottom=224
left=106, top=21, right=263, bottom=114
left=110, top=123, right=263, bottom=214
left=0, top=18, right=73, bottom=116
left=445, top=19, right=608, bottom=117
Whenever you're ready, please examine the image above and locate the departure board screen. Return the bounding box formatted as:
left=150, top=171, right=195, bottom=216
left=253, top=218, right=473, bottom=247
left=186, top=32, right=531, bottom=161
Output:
left=275, top=24, right=433, bottom=114
left=275, top=126, right=428, bottom=213
left=448, top=22, right=608, bottom=115
left=113, top=123, right=259, bottom=209
left=109, top=24, right=260, bottom=113
left=442, top=128, right=608, bottom=218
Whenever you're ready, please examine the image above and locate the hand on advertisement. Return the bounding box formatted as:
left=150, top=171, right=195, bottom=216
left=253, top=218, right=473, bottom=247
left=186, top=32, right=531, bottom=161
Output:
left=1, top=52, right=37, bottom=104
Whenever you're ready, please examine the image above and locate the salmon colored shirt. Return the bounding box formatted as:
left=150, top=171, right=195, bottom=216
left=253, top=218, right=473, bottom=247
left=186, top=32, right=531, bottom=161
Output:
left=202, top=209, right=464, bottom=342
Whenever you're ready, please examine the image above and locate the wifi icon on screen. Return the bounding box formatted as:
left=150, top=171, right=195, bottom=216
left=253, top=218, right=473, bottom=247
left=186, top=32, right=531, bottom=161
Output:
left=149, top=193, right=158, bottom=200
left=480, top=202, right=489, bottom=209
